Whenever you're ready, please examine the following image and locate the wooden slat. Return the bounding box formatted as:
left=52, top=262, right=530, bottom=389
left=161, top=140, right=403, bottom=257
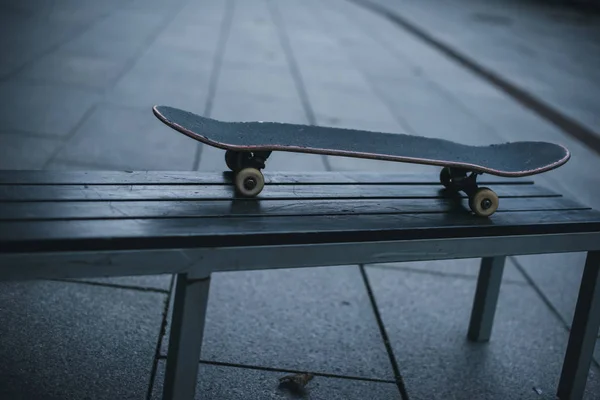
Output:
left=0, top=182, right=557, bottom=202
left=2, top=209, right=600, bottom=253
left=0, top=196, right=589, bottom=221
left=0, top=170, right=534, bottom=185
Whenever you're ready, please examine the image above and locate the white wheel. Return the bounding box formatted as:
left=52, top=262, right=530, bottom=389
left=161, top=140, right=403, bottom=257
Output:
left=235, top=168, right=264, bottom=197
left=469, top=187, right=499, bottom=217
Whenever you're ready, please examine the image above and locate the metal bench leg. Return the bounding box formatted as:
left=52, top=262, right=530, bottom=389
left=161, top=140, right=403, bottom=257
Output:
left=557, top=251, right=600, bottom=400
left=162, top=273, right=211, bottom=400
left=467, top=256, right=506, bottom=342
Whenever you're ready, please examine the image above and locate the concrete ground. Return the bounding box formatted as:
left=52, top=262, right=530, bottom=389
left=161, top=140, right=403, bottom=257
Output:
left=1, top=0, right=600, bottom=398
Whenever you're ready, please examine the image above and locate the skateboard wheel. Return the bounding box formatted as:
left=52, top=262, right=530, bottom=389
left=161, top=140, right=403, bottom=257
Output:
left=225, top=150, right=254, bottom=171
left=235, top=168, right=264, bottom=197
left=440, top=167, right=452, bottom=188
left=469, top=187, right=499, bottom=217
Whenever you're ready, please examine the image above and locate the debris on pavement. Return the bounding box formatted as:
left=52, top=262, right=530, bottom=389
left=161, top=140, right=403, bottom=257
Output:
left=277, top=372, right=314, bottom=397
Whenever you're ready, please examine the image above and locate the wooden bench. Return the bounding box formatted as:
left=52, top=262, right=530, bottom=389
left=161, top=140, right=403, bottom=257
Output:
left=1, top=170, right=599, bottom=400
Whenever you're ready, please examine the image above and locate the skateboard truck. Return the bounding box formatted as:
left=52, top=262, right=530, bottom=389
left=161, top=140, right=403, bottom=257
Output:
left=440, top=167, right=499, bottom=217
left=225, top=150, right=272, bottom=197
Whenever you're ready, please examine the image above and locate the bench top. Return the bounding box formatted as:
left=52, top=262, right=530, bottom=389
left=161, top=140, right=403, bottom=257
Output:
left=1, top=170, right=600, bottom=254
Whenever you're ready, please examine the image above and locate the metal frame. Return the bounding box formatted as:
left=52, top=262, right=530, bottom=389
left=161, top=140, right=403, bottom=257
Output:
left=163, top=274, right=211, bottom=400
left=1, top=233, right=600, bottom=400
left=468, top=256, right=506, bottom=342
left=558, top=251, right=600, bottom=400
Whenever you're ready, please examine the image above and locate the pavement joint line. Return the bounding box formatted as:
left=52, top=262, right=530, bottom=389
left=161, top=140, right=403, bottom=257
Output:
left=42, top=103, right=100, bottom=170
left=510, top=256, right=574, bottom=332
left=266, top=0, right=332, bottom=172
left=359, top=264, right=411, bottom=399
left=147, top=275, right=176, bottom=400
left=366, top=263, right=531, bottom=286
left=154, top=356, right=397, bottom=384
left=47, top=278, right=171, bottom=294
left=510, top=256, right=600, bottom=368
left=345, top=0, right=600, bottom=157
left=0, top=0, right=137, bottom=82
left=194, top=0, right=235, bottom=171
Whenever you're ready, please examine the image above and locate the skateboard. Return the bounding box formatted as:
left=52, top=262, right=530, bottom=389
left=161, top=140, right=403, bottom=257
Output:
left=152, top=105, right=570, bottom=217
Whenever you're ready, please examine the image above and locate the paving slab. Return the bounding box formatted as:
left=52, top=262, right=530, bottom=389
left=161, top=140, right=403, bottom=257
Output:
left=273, top=0, right=411, bottom=173
left=41, top=0, right=125, bottom=25
left=105, top=46, right=212, bottom=111
left=59, top=3, right=178, bottom=61
left=218, top=64, right=299, bottom=101
left=275, top=1, right=400, bottom=129
left=52, top=104, right=197, bottom=170
left=308, top=88, right=401, bottom=129
left=151, top=360, right=401, bottom=400
left=512, top=252, right=587, bottom=330
left=215, top=1, right=300, bottom=101
left=161, top=266, right=395, bottom=380
left=0, top=280, right=166, bottom=400
left=310, top=0, right=506, bottom=146
left=0, top=2, right=113, bottom=77
left=365, top=266, right=600, bottom=399
left=0, top=131, right=62, bottom=169
left=154, top=0, right=228, bottom=55
left=331, top=0, right=509, bottom=102
left=211, top=92, right=306, bottom=124
left=0, top=81, right=100, bottom=137
left=296, top=0, right=511, bottom=180
left=359, top=0, right=600, bottom=136
left=368, top=77, right=503, bottom=145
left=222, top=3, right=290, bottom=70
left=197, top=0, right=326, bottom=172
left=299, top=65, right=374, bottom=94
left=16, top=51, right=128, bottom=90
left=103, top=2, right=218, bottom=111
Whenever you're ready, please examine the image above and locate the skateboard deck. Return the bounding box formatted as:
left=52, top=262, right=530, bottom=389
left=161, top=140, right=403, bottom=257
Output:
left=152, top=105, right=570, bottom=217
